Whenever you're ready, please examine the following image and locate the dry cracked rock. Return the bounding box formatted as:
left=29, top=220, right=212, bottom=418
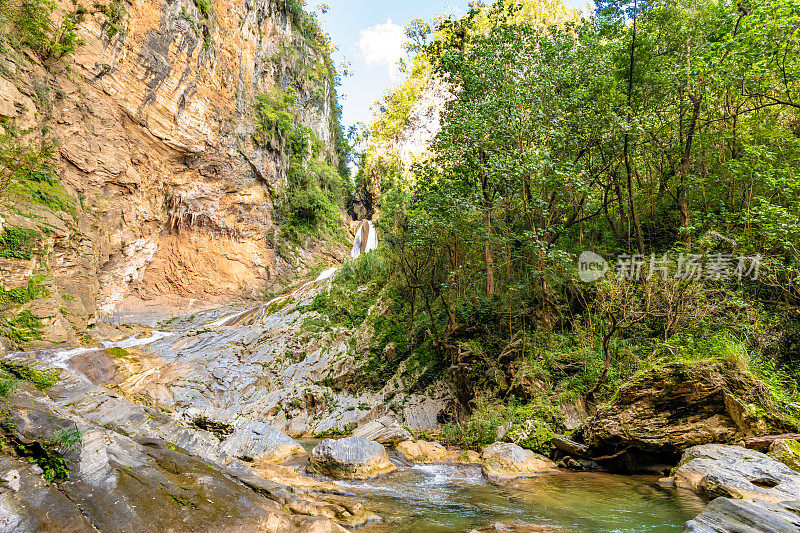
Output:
left=220, top=421, right=305, bottom=464
left=309, top=436, right=396, bottom=479
left=351, top=416, right=412, bottom=446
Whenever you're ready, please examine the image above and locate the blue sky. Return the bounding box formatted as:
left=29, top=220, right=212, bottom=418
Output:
left=308, top=0, right=592, bottom=132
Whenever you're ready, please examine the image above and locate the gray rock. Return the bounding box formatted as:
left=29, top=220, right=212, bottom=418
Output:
left=684, top=498, right=800, bottom=532
left=310, top=436, right=396, bottom=479
left=675, top=444, right=800, bottom=502
left=220, top=421, right=304, bottom=463
left=481, top=442, right=557, bottom=479
left=352, top=416, right=412, bottom=446
left=551, top=435, right=588, bottom=457
left=0, top=354, right=368, bottom=531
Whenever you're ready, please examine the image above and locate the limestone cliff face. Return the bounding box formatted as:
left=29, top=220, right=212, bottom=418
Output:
left=357, top=73, right=451, bottom=220
left=391, top=77, right=450, bottom=169
left=0, top=0, right=345, bottom=339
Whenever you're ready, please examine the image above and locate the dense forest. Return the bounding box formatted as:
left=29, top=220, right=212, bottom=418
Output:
left=316, top=0, right=800, bottom=450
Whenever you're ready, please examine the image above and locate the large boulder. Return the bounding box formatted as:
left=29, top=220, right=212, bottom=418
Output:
left=685, top=498, right=800, bottom=532
left=677, top=445, right=800, bottom=533
left=220, top=421, right=305, bottom=464
left=351, top=416, right=412, bottom=446
left=769, top=438, right=800, bottom=472
left=396, top=440, right=449, bottom=463
left=395, top=440, right=480, bottom=464
left=480, top=442, right=557, bottom=479
left=674, top=444, right=800, bottom=502
left=583, top=361, right=788, bottom=470
left=309, top=437, right=396, bottom=479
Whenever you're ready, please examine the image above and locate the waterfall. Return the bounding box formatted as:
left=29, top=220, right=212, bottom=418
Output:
left=350, top=220, right=378, bottom=260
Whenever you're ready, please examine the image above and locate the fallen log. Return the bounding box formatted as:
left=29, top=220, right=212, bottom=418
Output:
left=551, top=435, right=589, bottom=458
left=743, top=434, right=800, bottom=450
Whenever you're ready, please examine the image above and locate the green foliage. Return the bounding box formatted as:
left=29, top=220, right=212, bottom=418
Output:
left=0, top=275, right=49, bottom=312
left=106, top=347, right=130, bottom=359
left=313, top=423, right=355, bottom=438
left=0, top=227, right=40, bottom=260
left=253, top=86, right=351, bottom=250
left=30, top=450, right=70, bottom=483
left=0, top=126, right=56, bottom=194
left=0, top=372, right=17, bottom=398
left=0, top=360, right=57, bottom=389
left=352, top=0, right=800, bottom=416
left=309, top=251, right=386, bottom=328
left=254, top=87, right=297, bottom=146
left=50, top=425, right=83, bottom=453
left=0, top=126, right=73, bottom=214
left=93, top=0, right=129, bottom=39
left=194, top=0, right=211, bottom=17
left=0, top=0, right=87, bottom=59
left=439, top=395, right=563, bottom=453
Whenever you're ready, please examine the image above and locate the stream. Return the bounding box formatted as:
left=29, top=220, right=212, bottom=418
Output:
left=293, top=439, right=706, bottom=532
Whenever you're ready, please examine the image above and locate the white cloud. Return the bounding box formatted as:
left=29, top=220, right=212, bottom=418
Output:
left=359, top=19, right=405, bottom=77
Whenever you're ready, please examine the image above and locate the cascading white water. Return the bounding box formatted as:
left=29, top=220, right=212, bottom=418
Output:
left=37, top=330, right=175, bottom=370
left=350, top=220, right=379, bottom=260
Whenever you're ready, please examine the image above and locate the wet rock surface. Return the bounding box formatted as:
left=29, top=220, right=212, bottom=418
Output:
left=219, top=421, right=305, bottom=464
left=111, top=282, right=456, bottom=440
left=675, top=444, right=800, bottom=502
left=684, top=497, right=800, bottom=532
left=395, top=440, right=480, bottom=465
left=309, top=436, right=396, bottom=479
left=769, top=438, right=800, bottom=472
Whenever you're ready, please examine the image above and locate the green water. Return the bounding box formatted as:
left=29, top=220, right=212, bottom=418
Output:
left=295, top=440, right=705, bottom=532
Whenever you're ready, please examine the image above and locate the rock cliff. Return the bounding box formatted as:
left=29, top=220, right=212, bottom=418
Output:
left=0, top=0, right=347, bottom=347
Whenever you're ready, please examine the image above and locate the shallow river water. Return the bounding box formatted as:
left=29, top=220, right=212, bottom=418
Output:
left=295, top=440, right=706, bottom=533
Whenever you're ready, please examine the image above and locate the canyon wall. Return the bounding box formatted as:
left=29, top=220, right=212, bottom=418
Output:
left=0, top=0, right=346, bottom=343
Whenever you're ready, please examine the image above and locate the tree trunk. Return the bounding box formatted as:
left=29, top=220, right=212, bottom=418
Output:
left=479, top=150, right=496, bottom=297
left=678, top=94, right=701, bottom=241
left=624, top=0, right=645, bottom=254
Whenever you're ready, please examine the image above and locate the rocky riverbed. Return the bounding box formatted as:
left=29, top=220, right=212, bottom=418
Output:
left=4, top=268, right=799, bottom=532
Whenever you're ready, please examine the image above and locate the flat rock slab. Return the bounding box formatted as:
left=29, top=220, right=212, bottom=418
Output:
left=675, top=444, right=800, bottom=502
left=310, top=436, right=396, bottom=479
left=220, top=421, right=305, bottom=464
left=352, top=416, right=412, bottom=446
left=684, top=497, right=800, bottom=533
left=481, top=442, right=557, bottom=479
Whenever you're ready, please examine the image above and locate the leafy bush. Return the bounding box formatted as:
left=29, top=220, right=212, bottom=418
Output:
left=0, top=372, right=17, bottom=398
left=51, top=425, right=83, bottom=453
left=0, top=227, right=40, bottom=260
left=0, top=275, right=49, bottom=312
left=0, top=126, right=56, bottom=193
left=94, top=0, right=128, bottom=39
left=439, top=394, right=563, bottom=453
left=1, top=0, right=87, bottom=59
left=309, top=251, right=386, bottom=328
left=254, top=86, right=351, bottom=248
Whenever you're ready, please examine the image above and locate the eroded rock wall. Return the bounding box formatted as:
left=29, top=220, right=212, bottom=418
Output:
left=1, top=0, right=342, bottom=337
